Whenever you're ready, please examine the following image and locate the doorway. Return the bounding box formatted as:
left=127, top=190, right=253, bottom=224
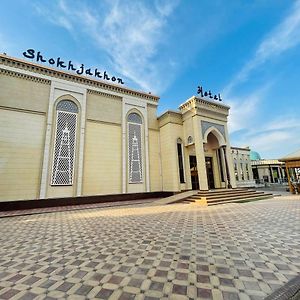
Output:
left=189, top=155, right=199, bottom=190
left=205, top=156, right=215, bottom=189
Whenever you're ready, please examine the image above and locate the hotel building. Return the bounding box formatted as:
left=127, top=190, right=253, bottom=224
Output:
left=0, top=54, right=238, bottom=202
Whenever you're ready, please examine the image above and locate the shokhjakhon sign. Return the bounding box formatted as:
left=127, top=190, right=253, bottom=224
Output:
left=22, top=49, right=124, bottom=85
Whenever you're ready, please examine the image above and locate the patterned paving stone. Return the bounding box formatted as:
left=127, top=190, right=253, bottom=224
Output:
left=0, top=196, right=299, bottom=299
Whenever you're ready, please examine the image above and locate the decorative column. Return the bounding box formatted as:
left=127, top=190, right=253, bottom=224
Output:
left=222, top=146, right=232, bottom=188
left=193, top=117, right=208, bottom=190
left=286, top=166, right=293, bottom=193
left=278, top=167, right=282, bottom=183
left=220, top=148, right=228, bottom=187
left=269, top=165, right=274, bottom=183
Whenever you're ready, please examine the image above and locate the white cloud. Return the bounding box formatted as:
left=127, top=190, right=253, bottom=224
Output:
left=223, top=0, right=300, bottom=96
left=261, top=117, right=300, bottom=133
left=33, top=0, right=180, bottom=93
left=227, top=83, right=271, bottom=133
left=33, top=2, right=73, bottom=32
left=231, top=115, right=300, bottom=158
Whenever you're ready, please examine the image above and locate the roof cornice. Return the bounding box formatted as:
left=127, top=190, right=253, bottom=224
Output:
left=0, top=54, right=160, bottom=102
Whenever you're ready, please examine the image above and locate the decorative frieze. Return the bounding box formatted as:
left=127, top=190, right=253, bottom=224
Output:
left=0, top=68, right=51, bottom=84
left=0, top=55, right=159, bottom=102
left=87, top=89, right=122, bottom=100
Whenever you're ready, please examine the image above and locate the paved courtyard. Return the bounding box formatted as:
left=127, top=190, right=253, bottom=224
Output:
left=0, top=196, right=299, bottom=300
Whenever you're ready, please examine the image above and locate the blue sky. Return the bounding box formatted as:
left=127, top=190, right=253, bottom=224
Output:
left=1, top=0, right=300, bottom=159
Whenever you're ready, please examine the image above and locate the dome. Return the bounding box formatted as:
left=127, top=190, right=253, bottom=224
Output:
left=250, top=151, right=261, bottom=160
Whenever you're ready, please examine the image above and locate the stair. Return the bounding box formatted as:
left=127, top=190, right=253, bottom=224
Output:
left=183, top=188, right=274, bottom=206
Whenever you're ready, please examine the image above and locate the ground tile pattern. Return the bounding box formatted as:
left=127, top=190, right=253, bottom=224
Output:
left=0, top=197, right=299, bottom=299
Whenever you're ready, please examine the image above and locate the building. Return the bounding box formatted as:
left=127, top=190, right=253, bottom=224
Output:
left=279, top=149, right=300, bottom=193
left=231, top=146, right=255, bottom=187
left=250, top=151, right=287, bottom=184
left=0, top=53, right=238, bottom=202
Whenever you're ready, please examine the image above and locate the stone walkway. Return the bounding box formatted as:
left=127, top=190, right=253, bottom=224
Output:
left=0, top=196, right=299, bottom=300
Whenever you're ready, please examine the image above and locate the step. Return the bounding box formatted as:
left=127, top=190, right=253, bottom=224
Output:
left=208, top=195, right=273, bottom=206
left=187, top=192, right=272, bottom=203
left=206, top=193, right=273, bottom=203
left=196, top=189, right=245, bottom=195
left=190, top=191, right=261, bottom=200
left=195, top=190, right=257, bottom=197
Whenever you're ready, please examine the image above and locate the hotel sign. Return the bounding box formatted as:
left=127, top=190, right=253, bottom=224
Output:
left=22, top=49, right=124, bottom=85
left=197, top=85, right=222, bottom=101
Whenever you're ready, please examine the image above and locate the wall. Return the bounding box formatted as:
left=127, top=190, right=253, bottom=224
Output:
left=159, top=122, right=185, bottom=191
left=148, top=129, right=162, bottom=191
left=86, top=91, right=122, bottom=124
left=82, top=121, right=122, bottom=195
left=0, top=109, right=45, bottom=201
left=0, top=71, right=50, bottom=112
left=0, top=72, right=50, bottom=201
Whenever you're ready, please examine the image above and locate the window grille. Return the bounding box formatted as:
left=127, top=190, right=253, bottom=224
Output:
left=56, top=100, right=79, bottom=113
left=128, top=113, right=143, bottom=183
left=240, top=162, right=244, bottom=180
left=128, top=112, right=142, bottom=124
left=51, top=100, right=78, bottom=185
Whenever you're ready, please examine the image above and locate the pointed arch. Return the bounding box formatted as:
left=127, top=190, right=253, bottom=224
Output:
left=203, top=126, right=226, bottom=146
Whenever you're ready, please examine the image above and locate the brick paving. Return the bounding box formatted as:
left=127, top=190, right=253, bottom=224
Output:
left=0, top=196, right=299, bottom=299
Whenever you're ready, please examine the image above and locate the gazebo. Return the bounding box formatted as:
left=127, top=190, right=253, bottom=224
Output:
left=279, top=149, right=300, bottom=193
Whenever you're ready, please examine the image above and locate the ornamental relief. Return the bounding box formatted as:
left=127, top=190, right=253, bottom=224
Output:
left=201, top=121, right=225, bottom=140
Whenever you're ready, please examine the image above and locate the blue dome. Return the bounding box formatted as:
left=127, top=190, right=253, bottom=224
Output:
left=250, top=151, right=261, bottom=160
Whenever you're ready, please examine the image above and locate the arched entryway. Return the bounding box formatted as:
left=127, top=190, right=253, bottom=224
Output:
left=203, top=128, right=228, bottom=189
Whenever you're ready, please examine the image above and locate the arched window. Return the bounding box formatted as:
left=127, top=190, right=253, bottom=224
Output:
left=51, top=100, right=78, bottom=185
left=234, top=158, right=238, bottom=181
left=128, top=112, right=143, bottom=183
left=177, top=138, right=185, bottom=183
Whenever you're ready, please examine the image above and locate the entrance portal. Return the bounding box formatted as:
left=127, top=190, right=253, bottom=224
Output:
left=205, top=156, right=215, bottom=189
left=189, top=156, right=199, bottom=190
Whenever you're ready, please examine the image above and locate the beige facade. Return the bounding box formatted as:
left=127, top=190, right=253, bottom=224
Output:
left=1, top=54, right=237, bottom=202
left=158, top=98, right=237, bottom=192
left=231, top=146, right=255, bottom=187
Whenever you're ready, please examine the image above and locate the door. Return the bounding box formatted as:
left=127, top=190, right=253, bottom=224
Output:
left=189, top=156, right=199, bottom=190
left=205, top=156, right=215, bottom=189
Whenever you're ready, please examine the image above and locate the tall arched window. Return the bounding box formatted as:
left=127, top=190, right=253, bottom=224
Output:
left=128, top=112, right=143, bottom=183
left=51, top=100, right=78, bottom=185
left=177, top=138, right=185, bottom=183
left=234, top=158, right=238, bottom=180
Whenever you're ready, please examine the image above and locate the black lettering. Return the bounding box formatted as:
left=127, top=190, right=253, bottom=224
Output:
left=94, top=69, right=102, bottom=78
left=76, top=64, right=84, bottom=75
left=68, top=61, right=76, bottom=71
left=214, top=94, right=218, bottom=100
left=111, top=76, right=116, bottom=82
left=208, top=90, right=213, bottom=98
left=197, top=86, right=203, bottom=97
left=117, top=78, right=124, bottom=84
left=48, top=58, right=55, bottom=65
left=103, top=71, right=110, bottom=80
left=218, top=94, right=222, bottom=101
left=85, top=68, right=93, bottom=76
left=204, top=91, right=208, bottom=96
left=23, top=49, right=35, bottom=59
left=37, top=51, right=46, bottom=63
left=56, top=57, right=66, bottom=68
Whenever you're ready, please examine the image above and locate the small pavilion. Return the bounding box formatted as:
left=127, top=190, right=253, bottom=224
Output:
left=279, top=149, right=300, bottom=193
